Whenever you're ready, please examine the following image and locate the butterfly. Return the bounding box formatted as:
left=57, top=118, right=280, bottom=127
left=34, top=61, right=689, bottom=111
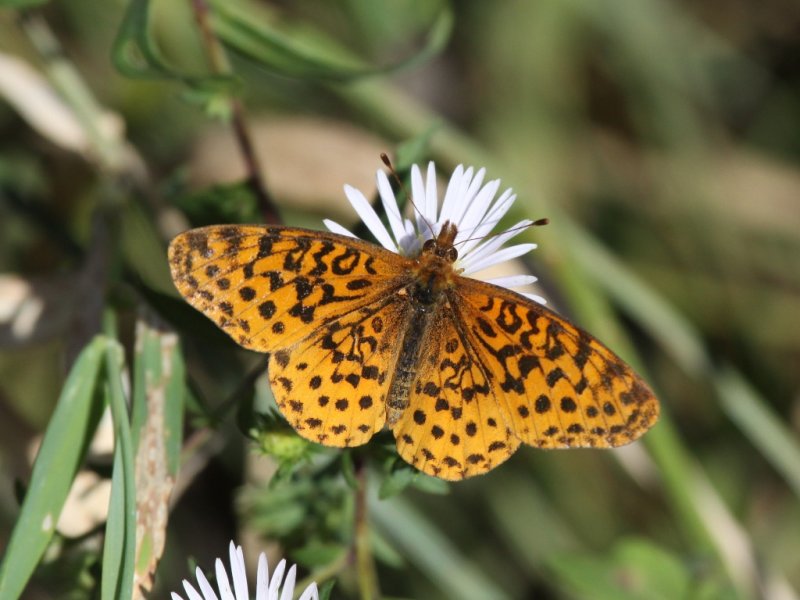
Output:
left=168, top=211, right=659, bottom=480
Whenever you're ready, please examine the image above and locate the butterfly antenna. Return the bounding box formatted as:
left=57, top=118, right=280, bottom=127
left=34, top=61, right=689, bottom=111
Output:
left=455, top=217, right=549, bottom=247
left=380, top=153, right=437, bottom=238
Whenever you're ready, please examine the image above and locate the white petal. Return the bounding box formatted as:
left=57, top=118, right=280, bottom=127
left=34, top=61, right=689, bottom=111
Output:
left=376, top=170, right=407, bottom=248
left=278, top=564, right=297, bottom=600
left=457, top=178, right=501, bottom=239
left=178, top=582, right=205, bottom=600
left=172, top=593, right=187, bottom=600
left=256, top=553, right=269, bottom=600
left=214, top=558, right=235, bottom=600
left=483, top=274, right=539, bottom=288
left=447, top=166, right=476, bottom=226
left=401, top=217, right=418, bottom=254
left=459, top=189, right=516, bottom=256
left=461, top=243, right=537, bottom=275
left=439, top=164, right=464, bottom=225
left=465, top=167, right=486, bottom=202
left=481, top=188, right=516, bottom=225
left=449, top=166, right=485, bottom=228
left=229, top=543, right=248, bottom=600
left=195, top=567, right=219, bottom=600
left=424, top=161, right=438, bottom=230
left=459, top=220, right=533, bottom=268
left=521, top=292, right=547, bottom=304
left=343, top=185, right=397, bottom=252
left=411, top=164, right=428, bottom=236
left=268, top=559, right=287, bottom=600
left=322, top=219, right=357, bottom=238
left=298, top=582, right=320, bottom=600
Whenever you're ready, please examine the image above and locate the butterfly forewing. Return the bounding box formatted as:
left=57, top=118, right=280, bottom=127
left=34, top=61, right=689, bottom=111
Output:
left=451, top=277, right=660, bottom=450
left=168, top=225, right=408, bottom=353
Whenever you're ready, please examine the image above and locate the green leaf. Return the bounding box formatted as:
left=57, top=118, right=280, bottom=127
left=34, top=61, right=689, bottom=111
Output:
left=394, top=125, right=440, bottom=172
left=340, top=451, right=358, bottom=489
left=100, top=340, right=136, bottom=600
left=0, top=337, right=106, bottom=599
left=378, top=463, right=416, bottom=499
left=131, top=314, right=185, bottom=475
left=172, top=180, right=262, bottom=227
left=127, top=315, right=185, bottom=592
left=112, top=0, right=235, bottom=91
left=0, top=0, right=49, bottom=9
left=318, top=579, right=336, bottom=600
left=545, top=538, right=733, bottom=600
left=369, top=528, right=405, bottom=568
left=410, top=472, right=449, bottom=495
left=291, top=542, right=345, bottom=568
left=210, top=0, right=453, bottom=81
left=119, top=201, right=175, bottom=295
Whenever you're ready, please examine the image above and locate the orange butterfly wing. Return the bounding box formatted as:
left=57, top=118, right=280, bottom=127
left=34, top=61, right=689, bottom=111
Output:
left=168, top=225, right=408, bottom=352
left=268, top=294, right=413, bottom=446
left=453, top=277, right=659, bottom=450
left=393, top=277, right=658, bottom=480
left=169, top=225, right=416, bottom=446
left=392, top=305, right=521, bottom=479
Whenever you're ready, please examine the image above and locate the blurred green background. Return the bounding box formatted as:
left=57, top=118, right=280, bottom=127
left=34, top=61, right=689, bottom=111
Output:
left=0, top=0, right=799, bottom=598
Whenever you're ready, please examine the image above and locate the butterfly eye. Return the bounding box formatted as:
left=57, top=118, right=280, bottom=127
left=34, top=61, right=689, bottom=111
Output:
left=446, top=246, right=458, bottom=262
left=422, top=239, right=436, bottom=252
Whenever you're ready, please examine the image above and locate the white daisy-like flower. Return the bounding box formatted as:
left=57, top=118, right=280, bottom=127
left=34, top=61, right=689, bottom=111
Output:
left=324, top=162, right=546, bottom=304
left=171, top=541, right=319, bottom=600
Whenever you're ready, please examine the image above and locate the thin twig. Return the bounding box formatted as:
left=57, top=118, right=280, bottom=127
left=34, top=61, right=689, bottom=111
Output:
left=189, top=0, right=280, bottom=224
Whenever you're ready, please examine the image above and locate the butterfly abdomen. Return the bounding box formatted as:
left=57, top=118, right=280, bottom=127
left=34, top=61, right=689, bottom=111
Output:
left=384, top=280, right=447, bottom=426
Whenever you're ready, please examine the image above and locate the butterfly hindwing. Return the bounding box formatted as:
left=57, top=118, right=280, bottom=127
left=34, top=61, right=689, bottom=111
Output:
left=270, top=294, right=412, bottom=447
left=392, top=306, right=521, bottom=480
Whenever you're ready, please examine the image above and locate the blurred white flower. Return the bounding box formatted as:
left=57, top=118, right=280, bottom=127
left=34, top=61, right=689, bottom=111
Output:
left=325, top=161, right=546, bottom=303
left=171, top=541, right=319, bottom=600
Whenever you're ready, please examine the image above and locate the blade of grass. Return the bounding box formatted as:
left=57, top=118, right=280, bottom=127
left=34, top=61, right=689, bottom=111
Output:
left=0, top=336, right=106, bottom=599
left=129, top=315, right=185, bottom=594
left=372, top=495, right=511, bottom=600
left=485, top=473, right=581, bottom=571
left=560, top=217, right=710, bottom=374
left=100, top=339, right=137, bottom=600
left=715, top=366, right=800, bottom=500
left=131, top=316, right=185, bottom=474
left=210, top=0, right=453, bottom=81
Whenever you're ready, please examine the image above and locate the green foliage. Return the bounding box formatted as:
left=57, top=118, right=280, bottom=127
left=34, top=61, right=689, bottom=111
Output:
left=0, top=337, right=107, bottom=598
left=174, top=180, right=263, bottom=227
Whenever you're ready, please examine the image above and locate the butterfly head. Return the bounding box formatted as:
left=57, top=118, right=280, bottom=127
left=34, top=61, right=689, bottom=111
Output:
left=421, top=221, right=459, bottom=263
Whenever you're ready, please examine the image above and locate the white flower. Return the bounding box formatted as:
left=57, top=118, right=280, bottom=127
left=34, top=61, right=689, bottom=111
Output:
left=171, top=541, right=319, bottom=600
left=324, top=162, right=546, bottom=304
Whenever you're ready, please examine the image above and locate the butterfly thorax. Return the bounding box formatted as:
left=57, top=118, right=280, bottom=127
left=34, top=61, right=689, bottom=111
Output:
left=386, top=222, right=461, bottom=424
